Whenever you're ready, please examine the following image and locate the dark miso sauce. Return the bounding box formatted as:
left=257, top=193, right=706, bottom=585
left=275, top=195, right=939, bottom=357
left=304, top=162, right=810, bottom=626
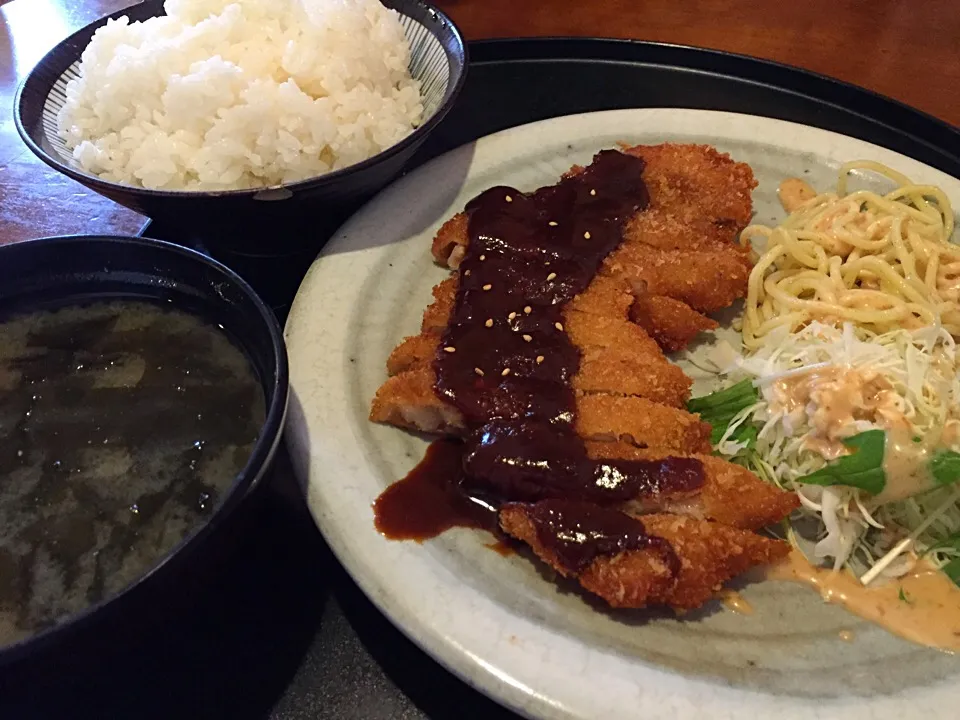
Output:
left=0, top=300, right=265, bottom=646
left=374, top=439, right=495, bottom=541
left=523, top=500, right=678, bottom=575
left=374, top=150, right=704, bottom=563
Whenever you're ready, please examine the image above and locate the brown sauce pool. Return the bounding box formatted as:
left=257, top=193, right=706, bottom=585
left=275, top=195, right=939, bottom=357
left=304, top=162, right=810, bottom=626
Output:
left=0, top=300, right=265, bottom=647
left=373, top=439, right=496, bottom=541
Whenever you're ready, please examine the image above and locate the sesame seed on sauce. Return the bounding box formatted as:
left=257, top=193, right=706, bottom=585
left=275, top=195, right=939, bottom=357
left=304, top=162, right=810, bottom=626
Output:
left=505, top=195, right=513, bottom=203
left=501, top=368, right=511, bottom=377
left=479, top=255, right=486, bottom=261
left=482, top=284, right=492, bottom=291
left=555, top=322, right=564, bottom=331
left=548, top=221, right=558, bottom=227
left=584, top=231, right=591, bottom=239
left=474, top=367, right=484, bottom=376
left=590, top=189, right=596, bottom=196
left=522, top=334, right=532, bottom=342
left=443, top=346, right=456, bottom=353
left=464, top=269, right=471, bottom=276
left=546, top=272, right=557, bottom=281
left=536, top=355, right=545, bottom=364
left=485, top=318, right=494, bottom=327
left=523, top=306, right=532, bottom=314
left=508, top=312, right=517, bottom=320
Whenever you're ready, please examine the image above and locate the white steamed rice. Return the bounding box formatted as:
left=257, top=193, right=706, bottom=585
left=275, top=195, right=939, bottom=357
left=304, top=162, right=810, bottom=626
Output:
left=57, top=0, right=423, bottom=190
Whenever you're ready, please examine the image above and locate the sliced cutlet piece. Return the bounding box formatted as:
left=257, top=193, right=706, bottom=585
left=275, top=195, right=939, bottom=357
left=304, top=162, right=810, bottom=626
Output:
left=602, top=242, right=751, bottom=314
left=563, top=275, right=692, bottom=407
left=410, top=276, right=643, bottom=351
left=565, top=274, right=635, bottom=319
left=640, top=513, right=789, bottom=610
left=500, top=503, right=788, bottom=610
left=584, top=440, right=799, bottom=530
left=564, top=289, right=692, bottom=407
left=564, top=310, right=663, bottom=356
left=375, top=281, right=709, bottom=443
left=573, top=347, right=690, bottom=408
left=584, top=255, right=729, bottom=352
left=499, top=503, right=677, bottom=608
left=628, top=293, right=718, bottom=353
left=621, top=143, right=757, bottom=233
left=576, top=394, right=712, bottom=453
left=370, top=367, right=464, bottom=434
left=607, top=143, right=756, bottom=344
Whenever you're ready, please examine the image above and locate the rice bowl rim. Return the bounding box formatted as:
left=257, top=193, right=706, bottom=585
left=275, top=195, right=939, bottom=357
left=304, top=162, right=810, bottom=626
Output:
left=13, top=0, right=467, bottom=199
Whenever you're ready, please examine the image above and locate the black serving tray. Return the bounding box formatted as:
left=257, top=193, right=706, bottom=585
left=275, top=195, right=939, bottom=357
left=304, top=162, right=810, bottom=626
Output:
left=4, top=38, right=958, bottom=720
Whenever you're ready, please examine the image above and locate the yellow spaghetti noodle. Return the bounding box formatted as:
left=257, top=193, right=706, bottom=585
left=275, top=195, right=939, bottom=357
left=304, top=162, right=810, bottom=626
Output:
left=741, top=161, right=959, bottom=349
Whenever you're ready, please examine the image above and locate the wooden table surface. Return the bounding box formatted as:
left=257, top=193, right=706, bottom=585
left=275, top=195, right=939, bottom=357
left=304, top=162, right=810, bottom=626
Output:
left=1, top=0, right=958, bottom=245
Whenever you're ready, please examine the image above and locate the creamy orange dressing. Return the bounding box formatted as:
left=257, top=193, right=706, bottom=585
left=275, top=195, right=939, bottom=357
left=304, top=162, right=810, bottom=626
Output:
left=876, top=429, right=936, bottom=503
left=811, top=205, right=853, bottom=233
left=765, top=549, right=960, bottom=652
left=717, top=589, right=754, bottom=616
left=770, top=366, right=906, bottom=458
left=778, top=178, right=818, bottom=213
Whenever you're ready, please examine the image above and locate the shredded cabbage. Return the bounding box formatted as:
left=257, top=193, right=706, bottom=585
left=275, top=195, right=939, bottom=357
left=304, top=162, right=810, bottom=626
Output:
left=697, top=321, right=960, bottom=581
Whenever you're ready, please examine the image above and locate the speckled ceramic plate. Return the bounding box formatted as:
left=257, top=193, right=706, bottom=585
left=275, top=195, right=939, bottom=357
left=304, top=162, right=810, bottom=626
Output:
left=284, top=109, right=960, bottom=720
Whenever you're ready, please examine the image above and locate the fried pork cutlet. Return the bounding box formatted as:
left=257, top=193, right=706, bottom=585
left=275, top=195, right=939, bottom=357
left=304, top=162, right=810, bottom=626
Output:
left=372, top=147, right=790, bottom=514
left=373, top=147, right=794, bottom=613
left=430, top=143, right=757, bottom=352
left=499, top=502, right=788, bottom=610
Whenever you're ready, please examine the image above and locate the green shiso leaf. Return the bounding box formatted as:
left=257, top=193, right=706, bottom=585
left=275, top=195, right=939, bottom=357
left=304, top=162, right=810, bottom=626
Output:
left=797, top=429, right=886, bottom=495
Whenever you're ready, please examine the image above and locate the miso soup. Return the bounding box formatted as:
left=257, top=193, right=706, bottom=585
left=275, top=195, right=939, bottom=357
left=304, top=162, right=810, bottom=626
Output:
left=0, top=300, right=265, bottom=646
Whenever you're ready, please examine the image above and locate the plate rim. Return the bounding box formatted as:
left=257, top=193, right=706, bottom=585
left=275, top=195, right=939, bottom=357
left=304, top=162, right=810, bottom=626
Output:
left=465, top=38, right=960, bottom=165
left=284, top=107, right=960, bottom=720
